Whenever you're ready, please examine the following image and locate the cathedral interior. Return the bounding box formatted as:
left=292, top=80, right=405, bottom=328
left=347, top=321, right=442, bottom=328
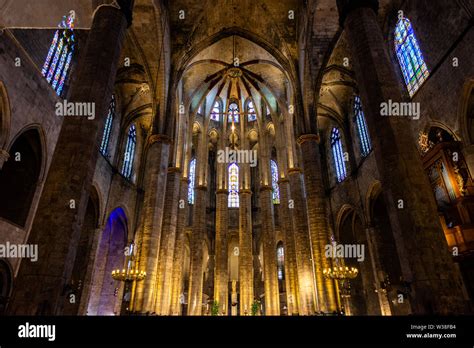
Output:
left=0, top=0, right=473, bottom=316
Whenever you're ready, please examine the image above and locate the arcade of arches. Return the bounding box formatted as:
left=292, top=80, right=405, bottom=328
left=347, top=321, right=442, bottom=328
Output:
left=0, top=0, right=473, bottom=316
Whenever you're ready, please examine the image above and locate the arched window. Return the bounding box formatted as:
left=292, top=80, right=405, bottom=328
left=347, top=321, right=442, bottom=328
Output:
left=121, top=124, right=136, bottom=179
left=354, top=96, right=372, bottom=157
left=228, top=163, right=239, bottom=208
left=394, top=17, right=429, bottom=97
left=228, top=102, right=239, bottom=123
left=188, top=158, right=196, bottom=204
left=100, top=95, right=115, bottom=156
left=277, top=242, right=285, bottom=281
left=247, top=99, right=257, bottom=122
left=42, top=13, right=76, bottom=96
left=331, top=127, right=347, bottom=183
left=210, top=98, right=221, bottom=121
left=270, top=160, right=280, bottom=204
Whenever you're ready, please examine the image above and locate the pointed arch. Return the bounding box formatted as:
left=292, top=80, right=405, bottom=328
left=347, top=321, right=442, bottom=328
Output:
left=0, top=128, right=42, bottom=226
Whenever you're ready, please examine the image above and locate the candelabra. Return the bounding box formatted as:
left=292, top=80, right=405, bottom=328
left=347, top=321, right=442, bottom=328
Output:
left=323, top=266, right=359, bottom=280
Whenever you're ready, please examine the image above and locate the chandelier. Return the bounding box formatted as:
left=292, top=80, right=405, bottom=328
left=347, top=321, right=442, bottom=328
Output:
left=111, top=243, right=146, bottom=282
left=111, top=268, right=146, bottom=282
left=323, top=266, right=359, bottom=280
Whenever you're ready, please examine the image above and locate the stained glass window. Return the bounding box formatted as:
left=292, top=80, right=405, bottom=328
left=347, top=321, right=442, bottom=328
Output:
left=331, top=127, right=347, bottom=183
left=277, top=243, right=285, bottom=280
left=42, top=12, right=76, bottom=96
left=270, top=160, right=280, bottom=204
left=354, top=96, right=372, bottom=157
left=188, top=158, right=196, bottom=204
left=210, top=99, right=221, bottom=121
left=121, top=124, right=136, bottom=179
left=228, top=102, right=239, bottom=123
left=394, top=17, right=429, bottom=96
left=247, top=99, right=257, bottom=122
left=100, top=95, right=115, bottom=156
left=228, top=163, right=239, bottom=208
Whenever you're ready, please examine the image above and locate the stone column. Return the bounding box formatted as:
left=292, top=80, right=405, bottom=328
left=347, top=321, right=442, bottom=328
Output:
left=7, top=4, right=131, bottom=315
left=169, top=178, right=189, bottom=315
left=187, top=185, right=207, bottom=315
left=133, top=135, right=171, bottom=313
left=287, top=168, right=317, bottom=315
left=214, top=189, right=229, bottom=314
left=366, top=226, right=392, bottom=315
left=337, top=0, right=466, bottom=313
left=0, top=149, right=9, bottom=169
left=278, top=178, right=299, bottom=315
left=239, top=188, right=254, bottom=315
left=154, top=167, right=181, bottom=314
left=259, top=185, right=280, bottom=315
left=297, top=135, right=338, bottom=312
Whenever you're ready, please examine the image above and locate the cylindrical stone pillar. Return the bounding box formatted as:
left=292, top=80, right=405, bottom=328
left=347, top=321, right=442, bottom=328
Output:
left=239, top=189, right=254, bottom=315
left=133, top=135, right=171, bottom=313
left=287, top=168, right=317, bottom=315
left=297, top=134, right=338, bottom=312
left=154, top=167, right=181, bottom=315
left=187, top=185, right=207, bottom=315
left=214, top=189, right=229, bottom=314
left=278, top=178, right=300, bottom=315
left=169, top=178, right=189, bottom=315
left=259, top=186, right=280, bottom=315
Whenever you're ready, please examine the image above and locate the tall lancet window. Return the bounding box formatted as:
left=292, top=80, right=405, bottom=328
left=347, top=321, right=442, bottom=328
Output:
left=395, top=17, right=429, bottom=96
left=100, top=95, right=115, bottom=156
left=277, top=242, right=285, bottom=280
left=121, top=124, right=136, bottom=179
left=42, top=12, right=76, bottom=96
left=331, top=127, right=347, bottom=183
left=228, top=102, right=239, bottom=123
left=270, top=160, right=280, bottom=204
left=247, top=99, right=257, bottom=122
left=228, top=163, right=239, bottom=208
left=354, top=96, right=372, bottom=157
left=210, top=99, right=221, bottom=121
left=188, top=158, right=196, bottom=204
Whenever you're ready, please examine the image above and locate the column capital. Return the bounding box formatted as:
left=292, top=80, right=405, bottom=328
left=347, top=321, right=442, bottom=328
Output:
left=167, top=167, right=181, bottom=174
left=148, top=134, right=172, bottom=147
left=337, top=0, right=379, bottom=26
left=278, top=178, right=290, bottom=184
left=216, top=189, right=229, bottom=195
left=297, top=134, right=320, bottom=145
left=239, top=189, right=252, bottom=195
left=288, top=167, right=303, bottom=175
left=195, top=185, right=207, bottom=191
left=259, top=185, right=273, bottom=192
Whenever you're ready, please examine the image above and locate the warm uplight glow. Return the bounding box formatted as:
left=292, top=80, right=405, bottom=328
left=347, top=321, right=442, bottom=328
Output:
left=111, top=268, right=147, bottom=282
left=323, top=266, right=359, bottom=280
